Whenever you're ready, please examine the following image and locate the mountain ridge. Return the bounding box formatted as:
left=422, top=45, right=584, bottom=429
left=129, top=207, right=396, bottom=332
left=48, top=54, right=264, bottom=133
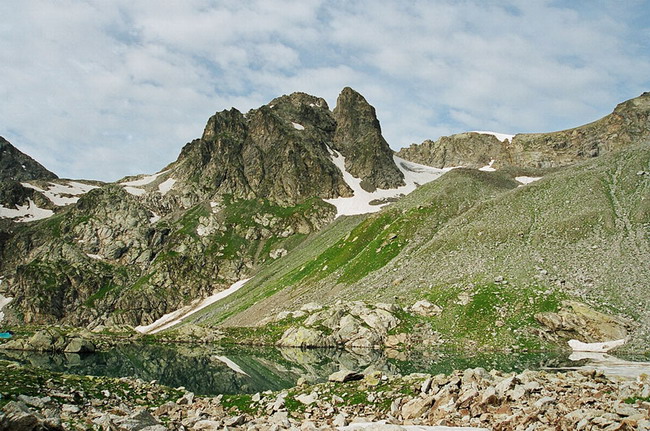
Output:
left=0, top=88, right=648, bottom=352
left=397, top=91, right=650, bottom=170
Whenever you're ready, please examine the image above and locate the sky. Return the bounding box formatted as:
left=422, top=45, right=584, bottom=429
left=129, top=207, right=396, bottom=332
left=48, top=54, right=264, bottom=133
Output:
left=1, top=0, right=649, bottom=182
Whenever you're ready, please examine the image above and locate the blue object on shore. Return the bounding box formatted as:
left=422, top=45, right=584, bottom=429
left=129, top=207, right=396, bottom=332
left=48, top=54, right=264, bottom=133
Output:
left=0, top=332, right=12, bottom=339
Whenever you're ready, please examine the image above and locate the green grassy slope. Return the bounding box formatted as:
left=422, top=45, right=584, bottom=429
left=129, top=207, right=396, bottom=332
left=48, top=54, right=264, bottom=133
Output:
left=189, top=168, right=522, bottom=328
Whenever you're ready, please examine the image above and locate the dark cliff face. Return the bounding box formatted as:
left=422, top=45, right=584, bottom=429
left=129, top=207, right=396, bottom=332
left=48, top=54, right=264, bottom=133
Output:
left=0, top=137, right=58, bottom=182
left=397, top=92, right=650, bottom=169
left=332, top=87, right=404, bottom=192
left=170, top=88, right=404, bottom=204
left=170, top=94, right=352, bottom=206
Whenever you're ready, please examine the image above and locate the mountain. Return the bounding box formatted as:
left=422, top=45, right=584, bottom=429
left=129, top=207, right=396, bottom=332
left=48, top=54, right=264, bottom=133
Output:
left=0, top=87, right=406, bottom=327
left=397, top=92, right=650, bottom=169
left=0, top=137, right=57, bottom=182
left=0, top=89, right=648, bottom=352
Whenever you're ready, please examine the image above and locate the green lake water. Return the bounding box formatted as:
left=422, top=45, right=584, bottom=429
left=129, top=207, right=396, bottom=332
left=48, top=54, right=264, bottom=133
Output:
left=0, top=344, right=589, bottom=396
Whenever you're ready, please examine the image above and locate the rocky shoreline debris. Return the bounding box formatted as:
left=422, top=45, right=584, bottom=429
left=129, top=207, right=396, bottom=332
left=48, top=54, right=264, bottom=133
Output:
left=0, top=359, right=648, bottom=430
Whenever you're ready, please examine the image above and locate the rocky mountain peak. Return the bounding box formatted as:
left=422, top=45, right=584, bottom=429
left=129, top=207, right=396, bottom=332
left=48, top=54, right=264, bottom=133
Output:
left=171, top=93, right=351, bottom=206
left=332, top=87, right=404, bottom=192
left=169, top=87, right=408, bottom=205
left=0, top=137, right=58, bottom=182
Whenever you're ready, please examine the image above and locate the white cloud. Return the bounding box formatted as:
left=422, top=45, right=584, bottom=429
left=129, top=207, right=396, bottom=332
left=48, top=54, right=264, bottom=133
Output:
left=0, top=0, right=648, bottom=180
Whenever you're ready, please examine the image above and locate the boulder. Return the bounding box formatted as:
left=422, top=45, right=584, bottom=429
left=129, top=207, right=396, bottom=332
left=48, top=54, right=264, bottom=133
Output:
left=535, top=301, right=632, bottom=342
left=0, top=401, right=64, bottom=431
left=328, top=370, right=364, bottom=383
left=277, top=326, right=331, bottom=348
left=64, top=338, right=95, bottom=353
left=400, top=395, right=435, bottom=420
left=114, top=409, right=160, bottom=431
left=409, top=300, right=442, bottom=317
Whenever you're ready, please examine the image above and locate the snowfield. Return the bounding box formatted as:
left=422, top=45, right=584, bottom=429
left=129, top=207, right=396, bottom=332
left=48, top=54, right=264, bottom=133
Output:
left=324, top=147, right=453, bottom=217
left=120, top=170, right=173, bottom=196
left=120, top=170, right=169, bottom=187
left=0, top=199, right=54, bottom=221
left=158, top=178, right=176, bottom=195
left=135, top=278, right=252, bottom=334
left=22, top=181, right=99, bottom=206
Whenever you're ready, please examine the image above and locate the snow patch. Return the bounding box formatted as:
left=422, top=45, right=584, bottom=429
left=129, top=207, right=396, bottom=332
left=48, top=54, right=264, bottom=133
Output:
left=21, top=181, right=98, bottom=206
left=214, top=356, right=249, bottom=376
left=150, top=213, right=161, bottom=224
left=478, top=160, right=496, bottom=172
left=0, top=293, right=12, bottom=322
left=135, top=278, right=252, bottom=334
left=568, top=338, right=626, bottom=353
left=86, top=254, right=104, bottom=260
left=472, top=131, right=515, bottom=142
left=0, top=199, right=54, bottom=221
left=292, top=122, right=305, bottom=130
left=515, top=176, right=542, bottom=185
left=158, top=178, right=176, bottom=195
left=121, top=170, right=169, bottom=187
left=324, top=147, right=453, bottom=217
left=123, top=186, right=146, bottom=196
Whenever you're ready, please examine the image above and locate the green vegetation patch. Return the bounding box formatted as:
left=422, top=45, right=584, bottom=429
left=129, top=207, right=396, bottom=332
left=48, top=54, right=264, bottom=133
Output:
left=423, top=280, right=564, bottom=350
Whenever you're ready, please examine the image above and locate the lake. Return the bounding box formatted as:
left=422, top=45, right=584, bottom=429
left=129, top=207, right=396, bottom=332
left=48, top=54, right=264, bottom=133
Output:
left=0, top=343, right=594, bottom=396
left=0, top=344, right=584, bottom=395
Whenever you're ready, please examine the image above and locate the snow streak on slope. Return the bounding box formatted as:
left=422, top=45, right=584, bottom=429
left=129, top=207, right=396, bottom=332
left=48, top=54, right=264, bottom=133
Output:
left=22, top=181, right=99, bottom=206
left=324, top=147, right=453, bottom=217
left=515, top=176, right=542, bottom=185
left=121, top=170, right=169, bottom=187
left=158, top=178, right=176, bottom=195
left=0, top=199, right=54, bottom=221
left=119, top=170, right=178, bottom=197
left=472, top=131, right=515, bottom=142
left=135, top=278, right=252, bottom=334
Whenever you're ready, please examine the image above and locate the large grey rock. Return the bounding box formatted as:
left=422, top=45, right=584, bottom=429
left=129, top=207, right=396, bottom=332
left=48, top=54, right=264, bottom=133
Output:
left=64, top=338, right=95, bottom=353
left=535, top=301, right=631, bottom=342
left=409, top=300, right=442, bottom=317
left=328, top=370, right=364, bottom=383
left=0, top=401, right=63, bottom=431
left=28, top=330, right=66, bottom=352
left=277, top=326, right=331, bottom=348
left=114, top=409, right=160, bottom=431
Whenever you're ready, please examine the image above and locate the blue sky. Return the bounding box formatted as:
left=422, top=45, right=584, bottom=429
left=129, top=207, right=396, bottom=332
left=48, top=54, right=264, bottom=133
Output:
left=1, top=0, right=649, bottom=181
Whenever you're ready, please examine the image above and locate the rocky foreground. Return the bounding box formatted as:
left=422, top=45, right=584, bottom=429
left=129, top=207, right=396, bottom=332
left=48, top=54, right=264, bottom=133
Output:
left=1, top=359, right=649, bottom=431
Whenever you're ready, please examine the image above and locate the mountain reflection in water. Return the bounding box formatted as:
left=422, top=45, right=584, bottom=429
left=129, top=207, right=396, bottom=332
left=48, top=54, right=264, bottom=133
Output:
left=1, top=344, right=573, bottom=396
